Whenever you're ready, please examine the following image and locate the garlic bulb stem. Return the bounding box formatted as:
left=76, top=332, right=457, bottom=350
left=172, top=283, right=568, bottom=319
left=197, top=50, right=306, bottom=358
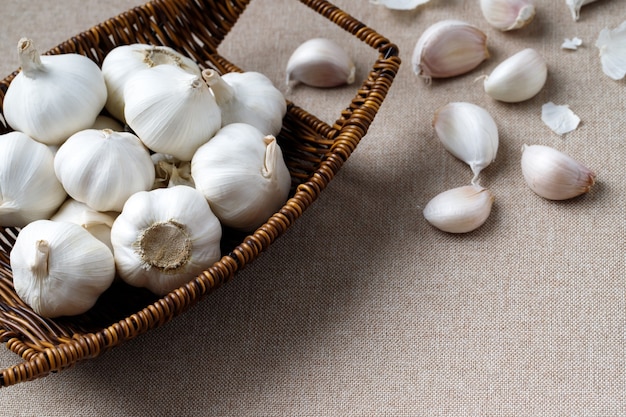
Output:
left=18, top=39, right=43, bottom=75
left=202, top=69, right=235, bottom=106
left=31, top=240, right=50, bottom=280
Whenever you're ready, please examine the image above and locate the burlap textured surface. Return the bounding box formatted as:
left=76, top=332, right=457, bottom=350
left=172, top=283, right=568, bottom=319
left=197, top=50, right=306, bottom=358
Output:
left=1, top=0, right=625, bottom=415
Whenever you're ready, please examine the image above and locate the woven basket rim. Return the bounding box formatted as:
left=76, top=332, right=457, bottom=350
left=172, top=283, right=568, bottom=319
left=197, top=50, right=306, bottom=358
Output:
left=0, top=0, right=400, bottom=388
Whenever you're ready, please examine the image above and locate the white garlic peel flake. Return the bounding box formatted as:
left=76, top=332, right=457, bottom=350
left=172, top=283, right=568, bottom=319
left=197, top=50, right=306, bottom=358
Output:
left=521, top=144, right=595, bottom=200
left=483, top=48, right=547, bottom=103
left=596, top=20, right=626, bottom=80
left=423, top=185, right=495, bottom=233
left=412, top=20, right=489, bottom=81
left=110, top=185, right=222, bottom=296
left=541, top=102, right=581, bottom=135
left=10, top=220, right=116, bottom=318
left=369, top=0, right=430, bottom=10
left=0, top=132, right=67, bottom=227
left=286, top=38, right=356, bottom=88
left=3, top=38, right=107, bottom=146
left=562, top=37, right=583, bottom=50
left=433, top=102, right=499, bottom=185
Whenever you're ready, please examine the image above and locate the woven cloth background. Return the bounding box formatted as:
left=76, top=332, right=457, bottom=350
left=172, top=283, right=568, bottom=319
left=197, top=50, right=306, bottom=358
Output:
left=1, top=0, right=625, bottom=415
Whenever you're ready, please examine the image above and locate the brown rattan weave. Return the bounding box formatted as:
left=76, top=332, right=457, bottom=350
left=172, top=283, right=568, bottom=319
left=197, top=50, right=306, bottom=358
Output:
left=0, top=0, right=400, bottom=387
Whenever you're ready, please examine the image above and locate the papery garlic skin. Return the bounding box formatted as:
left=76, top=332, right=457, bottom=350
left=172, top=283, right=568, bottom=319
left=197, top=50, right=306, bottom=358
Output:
left=370, top=0, right=431, bottom=9
left=124, top=65, right=221, bottom=160
left=433, top=102, right=499, bottom=185
left=286, top=38, right=356, bottom=88
left=483, top=48, right=547, bottom=103
left=412, top=20, right=489, bottom=80
left=423, top=185, right=495, bottom=233
left=10, top=220, right=115, bottom=318
left=596, top=20, right=626, bottom=80
left=191, top=123, right=292, bottom=232
left=521, top=144, right=595, bottom=200
left=51, top=199, right=119, bottom=251
left=203, top=69, right=287, bottom=136
left=54, top=129, right=155, bottom=212
left=151, top=153, right=195, bottom=189
left=3, top=38, right=107, bottom=146
left=566, top=0, right=600, bottom=21
left=541, top=102, right=581, bottom=135
left=0, top=132, right=66, bottom=227
left=110, top=185, right=222, bottom=296
left=101, top=43, right=202, bottom=122
left=480, top=0, right=535, bottom=31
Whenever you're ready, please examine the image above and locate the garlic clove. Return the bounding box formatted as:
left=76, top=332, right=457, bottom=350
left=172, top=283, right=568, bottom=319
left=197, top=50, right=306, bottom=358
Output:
left=521, top=144, right=595, bottom=200
left=433, top=102, right=499, bottom=185
left=412, top=20, right=489, bottom=81
left=423, top=185, right=495, bottom=234
left=286, top=38, right=356, bottom=88
left=595, top=20, right=626, bottom=81
left=483, top=48, right=547, bottom=103
left=566, top=0, right=600, bottom=21
left=480, top=0, right=535, bottom=31
left=369, top=0, right=431, bottom=10
left=541, top=102, right=581, bottom=135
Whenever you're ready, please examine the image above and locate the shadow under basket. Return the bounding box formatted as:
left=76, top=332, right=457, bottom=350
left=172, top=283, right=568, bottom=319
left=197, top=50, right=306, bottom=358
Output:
left=0, top=0, right=400, bottom=387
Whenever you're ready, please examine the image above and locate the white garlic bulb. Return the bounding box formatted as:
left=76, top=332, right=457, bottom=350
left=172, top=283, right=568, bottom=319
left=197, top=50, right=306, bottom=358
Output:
left=521, top=144, right=596, bottom=200
left=433, top=102, right=499, bottom=185
left=203, top=69, right=287, bottom=136
left=412, top=20, right=489, bottom=81
left=101, top=43, right=202, bottom=122
left=191, top=123, right=292, bottom=232
left=286, top=38, right=356, bottom=88
left=51, top=198, right=119, bottom=251
left=124, top=64, right=221, bottom=161
left=0, top=131, right=67, bottom=227
left=151, top=153, right=195, bottom=189
left=3, top=38, right=107, bottom=146
left=10, top=219, right=116, bottom=318
left=483, top=48, right=547, bottom=103
left=110, top=185, right=222, bottom=296
left=423, top=185, right=495, bottom=233
left=54, top=129, right=155, bottom=212
left=480, top=0, right=535, bottom=31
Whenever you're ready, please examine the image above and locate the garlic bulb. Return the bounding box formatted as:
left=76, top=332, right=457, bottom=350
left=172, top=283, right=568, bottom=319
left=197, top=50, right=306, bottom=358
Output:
left=51, top=199, right=118, bottom=251
left=10, top=219, right=116, bottom=318
left=0, top=132, right=66, bottom=227
left=124, top=64, right=221, bottom=161
left=286, top=38, right=356, bottom=88
left=596, top=20, right=626, bottom=80
left=151, top=153, right=195, bottom=189
left=203, top=69, right=287, bottom=136
left=423, top=185, right=495, bottom=233
left=110, top=185, right=222, bottom=296
left=521, top=144, right=596, bottom=200
left=191, top=123, right=292, bottom=232
left=369, top=0, right=431, bottom=9
left=412, top=20, right=489, bottom=81
left=3, top=38, right=107, bottom=146
left=483, top=48, right=547, bottom=103
left=433, top=102, right=499, bottom=185
left=480, top=0, right=535, bottom=31
left=54, top=129, right=155, bottom=212
left=101, top=43, right=202, bottom=122
left=566, top=0, right=601, bottom=21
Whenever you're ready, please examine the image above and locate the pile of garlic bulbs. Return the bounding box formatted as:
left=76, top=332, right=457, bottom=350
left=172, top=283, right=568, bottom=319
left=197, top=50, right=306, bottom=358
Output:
left=0, top=39, right=292, bottom=317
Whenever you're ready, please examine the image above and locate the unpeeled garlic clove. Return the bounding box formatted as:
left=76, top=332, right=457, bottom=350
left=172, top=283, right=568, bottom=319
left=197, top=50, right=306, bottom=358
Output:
left=521, top=144, right=596, bottom=200
left=423, top=185, right=495, bottom=233
left=370, top=0, right=431, bottom=10
left=596, top=20, right=626, bottom=81
left=433, top=102, right=499, bottom=185
left=412, top=20, right=489, bottom=81
left=566, top=0, right=601, bottom=21
left=480, top=0, right=535, bottom=31
left=286, top=38, right=355, bottom=88
left=483, top=48, right=547, bottom=103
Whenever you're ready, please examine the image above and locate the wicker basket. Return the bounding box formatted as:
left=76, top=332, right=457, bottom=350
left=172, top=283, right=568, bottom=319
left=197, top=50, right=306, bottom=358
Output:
left=0, top=0, right=400, bottom=387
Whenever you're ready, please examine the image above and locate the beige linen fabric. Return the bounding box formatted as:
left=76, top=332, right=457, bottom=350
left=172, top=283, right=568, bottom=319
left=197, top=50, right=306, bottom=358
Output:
left=1, top=0, right=626, bottom=415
